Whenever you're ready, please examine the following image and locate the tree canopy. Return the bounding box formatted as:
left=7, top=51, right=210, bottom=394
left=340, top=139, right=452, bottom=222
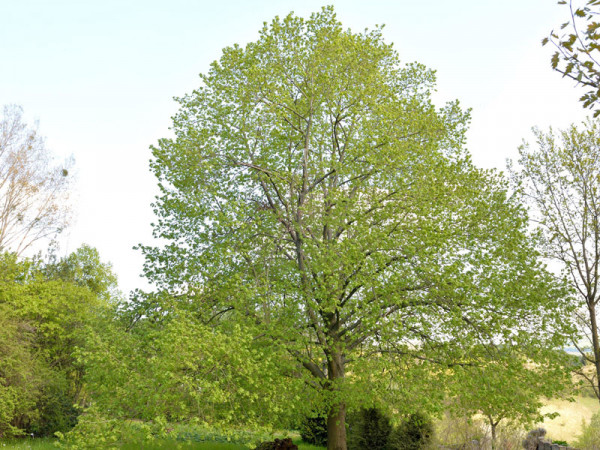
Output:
left=544, top=0, right=600, bottom=116
left=0, top=247, right=116, bottom=438
left=140, top=7, right=573, bottom=450
left=0, top=105, right=72, bottom=255
left=512, top=120, right=600, bottom=403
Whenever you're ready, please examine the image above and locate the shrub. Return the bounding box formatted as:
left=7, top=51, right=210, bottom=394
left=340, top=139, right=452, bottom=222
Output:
left=389, top=412, right=433, bottom=450
left=575, top=411, right=600, bottom=450
left=433, top=412, right=487, bottom=448
left=30, top=377, right=79, bottom=437
left=347, top=408, right=392, bottom=450
left=299, top=415, right=327, bottom=447
left=255, top=437, right=298, bottom=450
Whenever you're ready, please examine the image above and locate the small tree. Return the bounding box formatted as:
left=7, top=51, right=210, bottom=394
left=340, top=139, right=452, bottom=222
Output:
left=449, top=349, right=571, bottom=449
left=0, top=105, right=71, bottom=255
left=512, top=120, right=600, bottom=403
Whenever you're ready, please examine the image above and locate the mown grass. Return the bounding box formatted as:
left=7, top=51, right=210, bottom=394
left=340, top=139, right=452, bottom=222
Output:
left=0, top=437, right=324, bottom=450
left=0, top=438, right=55, bottom=449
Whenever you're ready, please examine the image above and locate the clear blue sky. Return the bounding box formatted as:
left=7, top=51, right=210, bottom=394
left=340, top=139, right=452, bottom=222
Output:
left=0, top=0, right=589, bottom=294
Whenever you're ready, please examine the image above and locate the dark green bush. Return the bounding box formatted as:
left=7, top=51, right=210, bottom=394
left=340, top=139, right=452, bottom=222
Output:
left=388, top=412, right=433, bottom=450
left=29, top=378, right=79, bottom=437
left=299, top=415, right=328, bottom=447
left=255, top=437, right=298, bottom=450
left=347, top=408, right=392, bottom=450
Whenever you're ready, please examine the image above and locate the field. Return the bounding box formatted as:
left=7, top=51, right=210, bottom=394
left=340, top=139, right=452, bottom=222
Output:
left=538, top=395, right=600, bottom=443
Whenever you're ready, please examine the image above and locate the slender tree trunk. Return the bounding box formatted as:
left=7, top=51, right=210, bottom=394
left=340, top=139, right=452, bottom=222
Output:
left=327, top=349, right=347, bottom=450
left=488, top=416, right=498, bottom=450
left=589, top=302, right=600, bottom=403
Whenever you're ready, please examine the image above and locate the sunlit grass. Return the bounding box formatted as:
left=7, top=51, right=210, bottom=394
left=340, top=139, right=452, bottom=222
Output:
left=538, top=395, right=600, bottom=443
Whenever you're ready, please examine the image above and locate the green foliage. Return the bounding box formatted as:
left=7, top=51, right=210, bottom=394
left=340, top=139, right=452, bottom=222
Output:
left=346, top=408, right=391, bottom=450
left=55, top=408, right=170, bottom=449
left=389, top=412, right=433, bottom=450
left=299, top=416, right=327, bottom=447
left=30, top=375, right=79, bottom=437
left=43, top=244, right=121, bottom=302
left=545, top=1, right=600, bottom=116
left=58, top=412, right=274, bottom=450
left=140, top=5, right=574, bottom=446
left=348, top=408, right=392, bottom=450
left=0, top=304, right=44, bottom=438
left=447, top=349, right=572, bottom=444
left=255, top=438, right=298, bottom=450
left=0, top=246, right=117, bottom=438
left=575, top=411, right=600, bottom=449
left=346, top=409, right=433, bottom=450
left=69, top=307, right=308, bottom=447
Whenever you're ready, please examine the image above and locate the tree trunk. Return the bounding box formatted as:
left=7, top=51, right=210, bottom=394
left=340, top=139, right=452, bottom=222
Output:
left=327, top=349, right=347, bottom=450
left=589, top=302, right=600, bottom=403
left=327, top=401, right=347, bottom=450
left=488, top=416, right=498, bottom=450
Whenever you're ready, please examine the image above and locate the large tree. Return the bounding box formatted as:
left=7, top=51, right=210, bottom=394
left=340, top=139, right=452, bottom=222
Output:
left=142, top=8, right=572, bottom=449
left=513, top=120, right=600, bottom=402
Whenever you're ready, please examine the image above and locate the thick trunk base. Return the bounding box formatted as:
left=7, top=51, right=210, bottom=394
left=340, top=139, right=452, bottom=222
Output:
left=327, top=402, right=347, bottom=450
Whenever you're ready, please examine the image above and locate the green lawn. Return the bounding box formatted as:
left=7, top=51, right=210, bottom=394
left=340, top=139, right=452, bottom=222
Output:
left=0, top=437, right=324, bottom=449
left=0, top=438, right=56, bottom=449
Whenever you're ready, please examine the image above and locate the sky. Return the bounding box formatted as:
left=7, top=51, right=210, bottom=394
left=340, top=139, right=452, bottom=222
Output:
left=0, top=0, right=591, bottom=295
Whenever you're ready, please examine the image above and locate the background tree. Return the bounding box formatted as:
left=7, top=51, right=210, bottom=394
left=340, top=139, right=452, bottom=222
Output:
left=0, top=105, right=72, bottom=255
left=43, top=244, right=120, bottom=302
left=448, top=347, right=572, bottom=448
left=0, top=246, right=116, bottom=437
left=544, top=0, right=600, bottom=116
left=141, top=8, right=573, bottom=450
left=512, top=120, right=600, bottom=402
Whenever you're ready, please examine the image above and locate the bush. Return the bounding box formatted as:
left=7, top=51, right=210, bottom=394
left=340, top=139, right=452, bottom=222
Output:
left=575, top=411, right=600, bottom=450
left=389, top=412, right=433, bottom=450
left=255, top=438, right=298, bottom=450
left=347, top=408, right=392, bottom=450
left=30, top=378, right=79, bottom=437
left=433, top=412, right=487, bottom=448
left=299, top=415, right=327, bottom=447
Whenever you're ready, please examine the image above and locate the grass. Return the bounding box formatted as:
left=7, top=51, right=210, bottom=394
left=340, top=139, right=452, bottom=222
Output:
left=538, top=395, right=600, bottom=443
left=120, top=438, right=323, bottom=449
left=0, top=438, right=56, bottom=449
left=0, top=436, right=323, bottom=450
left=121, top=441, right=247, bottom=449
